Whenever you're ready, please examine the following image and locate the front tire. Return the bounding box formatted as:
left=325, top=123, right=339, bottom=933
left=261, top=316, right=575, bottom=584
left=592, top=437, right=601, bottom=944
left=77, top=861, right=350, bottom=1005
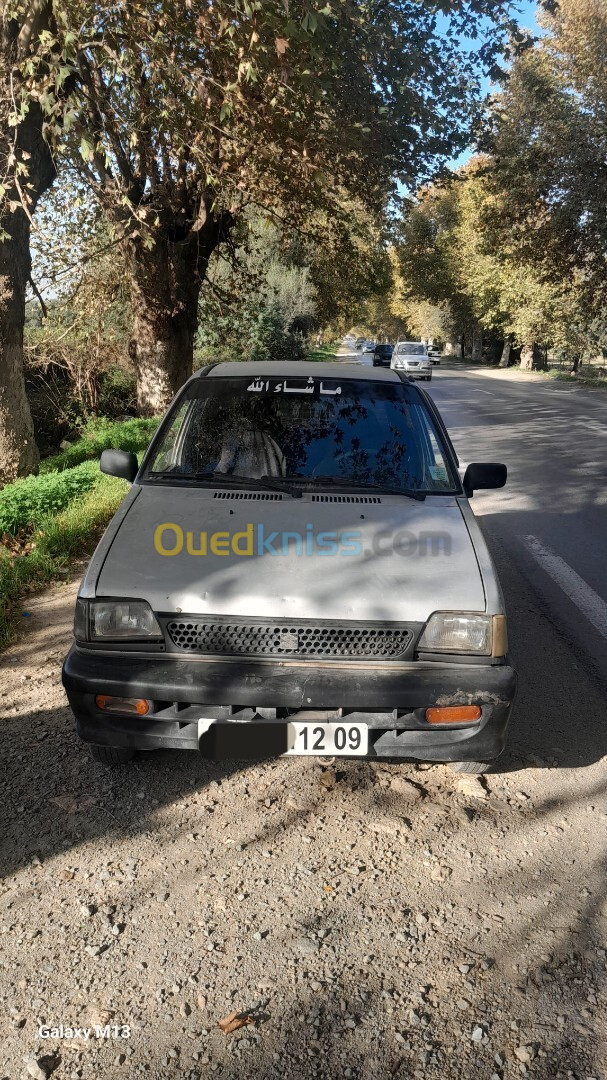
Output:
left=449, top=760, right=493, bottom=775
left=88, top=744, right=136, bottom=765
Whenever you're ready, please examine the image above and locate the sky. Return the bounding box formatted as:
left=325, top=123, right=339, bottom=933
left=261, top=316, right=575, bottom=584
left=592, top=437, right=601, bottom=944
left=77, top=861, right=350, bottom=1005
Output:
left=446, top=0, right=545, bottom=170
left=516, top=0, right=543, bottom=36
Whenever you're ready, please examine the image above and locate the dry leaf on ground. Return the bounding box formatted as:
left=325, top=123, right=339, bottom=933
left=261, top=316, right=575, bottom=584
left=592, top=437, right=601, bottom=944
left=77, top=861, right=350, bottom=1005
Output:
left=217, top=1010, right=255, bottom=1035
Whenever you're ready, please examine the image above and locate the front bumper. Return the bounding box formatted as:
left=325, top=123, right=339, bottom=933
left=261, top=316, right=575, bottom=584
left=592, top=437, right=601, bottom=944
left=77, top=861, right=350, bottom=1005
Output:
left=391, top=368, right=432, bottom=379
left=62, top=647, right=516, bottom=763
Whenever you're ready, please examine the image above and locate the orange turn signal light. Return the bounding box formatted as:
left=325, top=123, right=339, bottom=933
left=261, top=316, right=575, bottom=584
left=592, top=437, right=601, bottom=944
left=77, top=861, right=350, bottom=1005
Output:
left=425, top=706, right=481, bottom=725
left=95, top=695, right=149, bottom=716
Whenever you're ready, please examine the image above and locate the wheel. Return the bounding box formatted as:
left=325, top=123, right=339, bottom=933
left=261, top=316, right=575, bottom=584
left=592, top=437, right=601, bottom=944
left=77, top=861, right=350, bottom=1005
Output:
left=372, top=358, right=379, bottom=366
left=449, top=760, right=493, bottom=774
left=88, top=744, right=136, bottom=765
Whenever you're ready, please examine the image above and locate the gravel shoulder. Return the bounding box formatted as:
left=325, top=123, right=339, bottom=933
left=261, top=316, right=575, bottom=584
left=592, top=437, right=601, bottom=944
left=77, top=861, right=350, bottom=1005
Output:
left=1, top=559, right=607, bottom=1080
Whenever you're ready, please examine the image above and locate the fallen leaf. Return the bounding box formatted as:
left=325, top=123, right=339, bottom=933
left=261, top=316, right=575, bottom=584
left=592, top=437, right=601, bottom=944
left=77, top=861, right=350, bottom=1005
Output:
left=217, top=1010, right=255, bottom=1035
left=323, top=885, right=333, bottom=893
left=275, top=36, right=289, bottom=55
left=51, top=794, right=97, bottom=814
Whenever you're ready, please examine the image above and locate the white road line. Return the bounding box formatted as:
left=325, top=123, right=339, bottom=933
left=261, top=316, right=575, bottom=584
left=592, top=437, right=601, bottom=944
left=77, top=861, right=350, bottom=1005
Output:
left=522, top=535, right=607, bottom=639
left=471, top=389, right=493, bottom=395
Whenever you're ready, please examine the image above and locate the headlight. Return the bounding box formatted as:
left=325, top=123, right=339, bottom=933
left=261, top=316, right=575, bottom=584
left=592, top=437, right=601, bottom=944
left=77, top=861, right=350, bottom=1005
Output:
left=74, top=599, right=162, bottom=641
left=418, top=612, right=492, bottom=655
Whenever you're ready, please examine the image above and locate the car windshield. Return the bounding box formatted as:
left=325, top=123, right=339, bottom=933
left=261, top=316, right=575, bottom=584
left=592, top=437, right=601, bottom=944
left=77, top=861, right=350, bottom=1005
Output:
left=142, top=376, right=459, bottom=494
left=395, top=343, right=426, bottom=356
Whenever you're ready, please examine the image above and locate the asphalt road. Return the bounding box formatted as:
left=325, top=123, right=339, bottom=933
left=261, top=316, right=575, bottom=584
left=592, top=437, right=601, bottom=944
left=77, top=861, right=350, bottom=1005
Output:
left=339, top=344, right=607, bottom=771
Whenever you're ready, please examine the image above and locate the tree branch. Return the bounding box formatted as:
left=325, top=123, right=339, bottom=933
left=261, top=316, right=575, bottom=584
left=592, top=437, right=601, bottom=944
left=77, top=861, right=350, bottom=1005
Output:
left=28, top=273, right=47, bottom=319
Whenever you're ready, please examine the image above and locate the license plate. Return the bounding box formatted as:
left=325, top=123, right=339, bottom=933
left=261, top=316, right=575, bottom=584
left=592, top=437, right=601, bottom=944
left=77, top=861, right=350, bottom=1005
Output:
left=284, top=722, right=368, bottom=757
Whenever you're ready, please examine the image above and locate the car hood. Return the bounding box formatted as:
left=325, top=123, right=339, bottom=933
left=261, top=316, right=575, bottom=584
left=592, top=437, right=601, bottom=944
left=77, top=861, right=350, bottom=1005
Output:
left=95, top=486, right=485, bottom=621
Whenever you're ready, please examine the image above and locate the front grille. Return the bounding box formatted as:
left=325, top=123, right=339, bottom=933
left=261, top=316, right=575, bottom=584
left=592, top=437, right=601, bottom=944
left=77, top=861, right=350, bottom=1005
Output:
left=165, top=617, right=413, bottom=660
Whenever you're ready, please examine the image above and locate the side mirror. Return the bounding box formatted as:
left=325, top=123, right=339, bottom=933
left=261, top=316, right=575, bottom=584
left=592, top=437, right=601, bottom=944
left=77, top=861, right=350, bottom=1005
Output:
left=100, top=448, right=138, bottom=483
left=463, top=462, right=507, bottom=497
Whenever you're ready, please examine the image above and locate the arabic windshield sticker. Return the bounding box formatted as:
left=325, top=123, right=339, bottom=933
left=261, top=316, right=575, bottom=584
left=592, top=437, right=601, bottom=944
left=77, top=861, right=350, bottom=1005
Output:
left=246, top=377, right=342, bottom=396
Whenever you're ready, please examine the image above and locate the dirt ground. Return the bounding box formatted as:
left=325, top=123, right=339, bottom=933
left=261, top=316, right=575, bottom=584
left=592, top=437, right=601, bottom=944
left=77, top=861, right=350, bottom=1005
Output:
left=1, top=567, right=607, bottom=1080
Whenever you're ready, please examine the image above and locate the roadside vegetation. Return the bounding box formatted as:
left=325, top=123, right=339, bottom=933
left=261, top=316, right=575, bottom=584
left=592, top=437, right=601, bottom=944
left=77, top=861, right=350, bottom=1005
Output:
left=0, top=418, right=157, bottom=647
left=306, top=343, right=339, bottom=362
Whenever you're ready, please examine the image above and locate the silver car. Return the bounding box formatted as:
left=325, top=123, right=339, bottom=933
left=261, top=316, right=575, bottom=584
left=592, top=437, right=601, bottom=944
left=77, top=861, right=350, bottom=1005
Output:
left=63, top=362, right=515, bottom=772
left=391, top=341, right=433, bottom=380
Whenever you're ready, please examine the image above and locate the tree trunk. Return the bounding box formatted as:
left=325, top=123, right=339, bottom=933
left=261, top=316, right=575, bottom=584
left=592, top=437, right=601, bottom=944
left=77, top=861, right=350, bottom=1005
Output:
left=1, top=0, right=59, bottom=483
left=126, top=217, right=230, bottom=415
left=499, top=336, right=513, bottom=368
left=520, top=341, right=546, bottom=370
left=0, top=212, right=39, bottom=481
left=0, top=87, right=56, bottom=482
left=471, top=323, right=483, bottom=363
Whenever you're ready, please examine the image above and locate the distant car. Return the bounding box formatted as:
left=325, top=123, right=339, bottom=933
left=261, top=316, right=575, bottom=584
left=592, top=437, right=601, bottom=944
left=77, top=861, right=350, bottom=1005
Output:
left=427, top=345, right=442, bottom=365
left=391, top=342, right=433, bottom=381
left=372, top=343, right=394, bottom=366
left=354, top=337, right=365, bottom=350
left=363, top=341, right=376, bottom=353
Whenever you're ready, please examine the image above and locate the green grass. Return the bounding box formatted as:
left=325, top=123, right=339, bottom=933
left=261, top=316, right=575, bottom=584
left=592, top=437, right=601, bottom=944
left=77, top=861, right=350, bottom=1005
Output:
left=0, top=461, right=100, bottom=536
left=540, top=367, right=607, bottom=389
left=39, top=416, right=159, bottom=473
left=0, top=416, right=160, bottom=649
left=306, top=343, right=339, bottom=362
left=0, top=472, right=129, bottom=648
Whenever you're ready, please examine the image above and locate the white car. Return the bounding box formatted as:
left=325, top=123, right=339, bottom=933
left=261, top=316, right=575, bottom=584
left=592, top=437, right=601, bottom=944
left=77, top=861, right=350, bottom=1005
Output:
left=391, top=341, right=433, bottom=381
left=363, top=341, right=376, bottom=353
left=63, top=361, right=514, bottom=773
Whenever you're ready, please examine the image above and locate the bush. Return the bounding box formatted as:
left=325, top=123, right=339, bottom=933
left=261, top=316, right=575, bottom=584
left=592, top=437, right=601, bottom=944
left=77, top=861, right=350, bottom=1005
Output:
left=0, top=462, right=100, bottom=537
left=96, top=366, right=137, bottom=417
left=247, top=306, right=306, bottom=363
left=39, top=416, right=159, bottom=474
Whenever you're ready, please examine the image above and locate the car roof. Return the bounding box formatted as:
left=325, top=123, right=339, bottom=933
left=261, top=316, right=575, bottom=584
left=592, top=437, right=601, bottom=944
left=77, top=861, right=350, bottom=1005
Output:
left=201, top=360, right=402, bottom=382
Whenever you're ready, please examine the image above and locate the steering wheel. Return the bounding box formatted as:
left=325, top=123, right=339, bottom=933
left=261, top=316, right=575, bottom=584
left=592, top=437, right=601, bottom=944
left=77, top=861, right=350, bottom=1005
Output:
left=310, top=446, right=361, bottom=477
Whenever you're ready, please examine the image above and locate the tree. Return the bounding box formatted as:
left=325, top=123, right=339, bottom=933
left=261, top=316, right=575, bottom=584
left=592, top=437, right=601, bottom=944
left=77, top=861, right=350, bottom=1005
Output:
left=484, top=2, right=607, bottom=305
left=27, top=0, right=517, bottom=413
left=0, top=1, right=60, bottom=481
left=392, top=183, right=475, bottom=356
left=196, top=216, right=315, bottom=363
left=26, top=176, right=131, bottom=418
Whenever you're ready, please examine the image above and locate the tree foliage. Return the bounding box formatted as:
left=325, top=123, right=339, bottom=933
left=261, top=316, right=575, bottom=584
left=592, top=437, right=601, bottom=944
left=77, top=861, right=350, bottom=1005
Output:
left=11, top=0, right=520, bottom=413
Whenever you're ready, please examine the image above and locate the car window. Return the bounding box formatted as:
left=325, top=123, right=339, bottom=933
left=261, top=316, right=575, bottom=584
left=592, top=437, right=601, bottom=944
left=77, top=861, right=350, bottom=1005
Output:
left=395, top=343, right=426, bottom=356
left=142, top=377, right=459, bottom=494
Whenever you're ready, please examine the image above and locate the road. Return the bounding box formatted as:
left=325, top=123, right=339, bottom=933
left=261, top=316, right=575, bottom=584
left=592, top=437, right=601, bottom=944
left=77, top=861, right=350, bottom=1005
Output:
left=1, top=347, right=607, bottom=1080
left=340, top=344, right=607, bottom=762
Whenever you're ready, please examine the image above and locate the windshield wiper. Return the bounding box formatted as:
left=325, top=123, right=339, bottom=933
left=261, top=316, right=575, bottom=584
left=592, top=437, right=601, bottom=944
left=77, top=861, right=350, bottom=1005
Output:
left=286, top=476, right=426, bottom=501
left=148, top=471, right=302, bottom=498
